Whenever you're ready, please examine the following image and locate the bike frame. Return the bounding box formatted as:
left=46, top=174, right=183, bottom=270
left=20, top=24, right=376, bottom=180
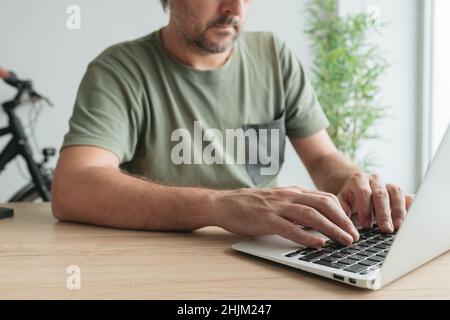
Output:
left=0, top=88, right=51, bottom=201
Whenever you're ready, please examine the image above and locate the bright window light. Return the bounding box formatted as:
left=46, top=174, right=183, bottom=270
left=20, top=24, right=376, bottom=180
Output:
left=431, top=0, right=450, bottom=155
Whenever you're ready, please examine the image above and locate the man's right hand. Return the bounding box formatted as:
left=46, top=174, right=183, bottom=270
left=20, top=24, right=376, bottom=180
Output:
left=214, top=187, right=360, bottom=248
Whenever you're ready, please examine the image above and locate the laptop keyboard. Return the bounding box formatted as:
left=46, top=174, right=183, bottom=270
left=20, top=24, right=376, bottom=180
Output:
left=284, top=225, right=396, bottom=275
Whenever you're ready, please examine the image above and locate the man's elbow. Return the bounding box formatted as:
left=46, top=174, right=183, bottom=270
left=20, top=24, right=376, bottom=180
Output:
left=51, top=169, right=77, bottom=222
left=51, top=187, right=70, bottom=221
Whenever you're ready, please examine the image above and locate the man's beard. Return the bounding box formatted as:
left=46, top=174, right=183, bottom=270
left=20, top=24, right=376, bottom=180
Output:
left=182, top=15, right=241, bottom=54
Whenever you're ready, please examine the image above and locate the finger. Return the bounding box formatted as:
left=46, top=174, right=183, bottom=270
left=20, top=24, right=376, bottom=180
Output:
left=290, top=193, right=359, bottom=241
left=308, top=189, right=348, bottom=213
left=406, top=194, right=414, bottom=210
left=386, top=184, right=407, bottom=230
left=351, top=174, right=373, bottom=230
left=281, top=204, right=354, bottom=246
left=337, top=193, right=353, bottom=217
left=370, top=175, right=393, bottom=233
left=272, top=217, right=326, bottom=248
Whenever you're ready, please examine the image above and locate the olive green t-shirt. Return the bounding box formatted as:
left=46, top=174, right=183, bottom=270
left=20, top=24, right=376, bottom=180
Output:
left=62, top=29, right=329, bottom=189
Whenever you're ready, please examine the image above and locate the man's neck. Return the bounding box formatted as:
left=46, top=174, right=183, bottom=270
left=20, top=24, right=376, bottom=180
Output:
left=160, top=25, right=234, bottom=71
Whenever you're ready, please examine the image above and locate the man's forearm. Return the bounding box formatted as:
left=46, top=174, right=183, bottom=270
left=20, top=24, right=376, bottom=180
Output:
left=309, top=152, right=362, bottom=195
left=52, top=166, right=221, bottom=231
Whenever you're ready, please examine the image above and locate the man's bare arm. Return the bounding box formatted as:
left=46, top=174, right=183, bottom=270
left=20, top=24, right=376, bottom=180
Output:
left=52, top=146, right=220, bottom=231
left=290, top=130, right=360, bottom=194
left=52, top=146, right=359, bottom=247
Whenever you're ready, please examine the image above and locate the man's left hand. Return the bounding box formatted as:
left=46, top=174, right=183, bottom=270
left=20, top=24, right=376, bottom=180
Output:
left=337, top=172, right=414, bottom=233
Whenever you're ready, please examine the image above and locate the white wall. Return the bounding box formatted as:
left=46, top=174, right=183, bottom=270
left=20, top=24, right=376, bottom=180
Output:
left=0, top=0, right=420, bottom=201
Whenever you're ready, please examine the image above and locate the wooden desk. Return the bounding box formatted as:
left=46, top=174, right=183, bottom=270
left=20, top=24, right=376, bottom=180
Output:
left=0, top=203, right=449, bottom=299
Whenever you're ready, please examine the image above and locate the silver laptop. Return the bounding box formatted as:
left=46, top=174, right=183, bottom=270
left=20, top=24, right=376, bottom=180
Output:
left=232, top=125, right=450, bottom=290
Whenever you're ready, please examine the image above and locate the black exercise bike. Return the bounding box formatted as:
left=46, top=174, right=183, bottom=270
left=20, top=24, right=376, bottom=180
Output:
left=0, top=68, right=55, bottom=202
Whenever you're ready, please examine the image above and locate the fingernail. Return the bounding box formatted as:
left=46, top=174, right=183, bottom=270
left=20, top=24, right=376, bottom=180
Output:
left=348, top=225, right=359, bottom=241
left=341, top=233, right=353, bottom=245
left=315, top=239, right=326, bottom=248
left=383, top=221, right=394, bottom=233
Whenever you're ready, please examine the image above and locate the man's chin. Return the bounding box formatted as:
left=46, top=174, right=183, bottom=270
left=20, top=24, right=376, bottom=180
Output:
left=208, top=26, right=238, bottom=39
left=205, top=40, right=235, bottom=54
left=208, top=31, right=239, bottom=47
left=190, top=28, right=240, bottom=54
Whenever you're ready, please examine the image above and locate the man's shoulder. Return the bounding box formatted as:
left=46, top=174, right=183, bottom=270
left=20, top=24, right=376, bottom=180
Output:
left=239, top=31, right=286, bottom=58
left=89, top=31, right=159, bottom=69
left=240, top=31, right=276, bottom=48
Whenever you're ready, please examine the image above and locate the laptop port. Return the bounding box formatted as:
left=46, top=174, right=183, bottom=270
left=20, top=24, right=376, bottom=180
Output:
left=333, top=274, right=345, bottom=281
left=349, top=278, right=357, bottom=284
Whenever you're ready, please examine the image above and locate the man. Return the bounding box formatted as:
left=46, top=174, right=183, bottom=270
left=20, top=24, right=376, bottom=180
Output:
left=52, top=0, right=412, bottom=249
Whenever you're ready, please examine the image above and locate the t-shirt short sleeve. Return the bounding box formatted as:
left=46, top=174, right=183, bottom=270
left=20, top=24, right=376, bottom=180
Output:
left=274, top=35, right=330, bottom=139
left=61, top=57, right=143, bottom=163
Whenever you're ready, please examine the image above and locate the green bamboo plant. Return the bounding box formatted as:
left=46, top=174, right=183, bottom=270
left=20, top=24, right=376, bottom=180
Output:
left=306, top=0, right=388, bottom=169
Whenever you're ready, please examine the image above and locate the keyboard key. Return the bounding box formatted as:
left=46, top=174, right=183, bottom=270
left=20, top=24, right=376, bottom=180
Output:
left=300, top=248, right=318, bottom=254
left=366, top=247, right=383, bottom=253
left=313, top=260, right=347, bottom=270
left=368, top=255, right=384, bottom=263
left=285, top=250, right=301, bottom=258
left=378, top=251, right=388, bottom=258
left=348, top=254, right=366, bottom=261
left=321, top=256, right=341, bottom=263
left=358, top=242, right=371, bottom=247
left=322, top=247, right=337, bottom=253
left=344, top=264, right=368, bottom=273
left=375, top=244, right=390, bottom=250
left=359, top=259, right=378, bottom=266
left=331, top=244, right=346, bottom=250
left=373, top=235, right=388, bottom=241
left=330, top=252, right=349, bottom=259
left=358, top=250, right=373, bottom=257
left=341, top=249, right=359, bottom=255
left=330, top=263, right=348, bottom=270
left=299, top=251, right=328, bottom=262
left=350, top=245, right=365, bottom=251
left=338, top=258, right=357, bottom=265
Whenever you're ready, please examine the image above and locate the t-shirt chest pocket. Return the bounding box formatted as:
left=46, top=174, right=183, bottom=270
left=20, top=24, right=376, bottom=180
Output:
left=242, top=110, right=286, bottom=185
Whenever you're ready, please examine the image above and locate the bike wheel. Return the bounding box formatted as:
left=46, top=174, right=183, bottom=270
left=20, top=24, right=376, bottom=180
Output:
left=8, top=183, right=44, bottom=202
